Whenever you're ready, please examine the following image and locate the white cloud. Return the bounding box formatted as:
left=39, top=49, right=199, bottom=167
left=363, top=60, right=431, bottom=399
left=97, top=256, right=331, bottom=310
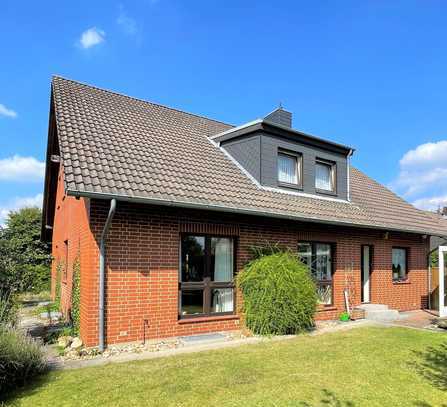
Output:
left=391, top=140, right=447, bottom=211
left=412, top=195, right=447, bottom=211
left=79, top=27, right=106, bottom=49
left=0, top=194, right=43, bottom=227
left=400, top=140, right=447, bottom=170
left=0, top=155, right=45, bottom=182
left=0, top=103, right=17, bottom=118
left=117, top=7, right=138, bottom=35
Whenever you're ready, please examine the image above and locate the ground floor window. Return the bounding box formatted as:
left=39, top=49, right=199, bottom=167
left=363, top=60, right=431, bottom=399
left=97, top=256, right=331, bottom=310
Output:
left=298, top=242, right=334, bottom=305
left=392, top=247, right=408, bottom=281
left=180, top=235, right=235, bottom=317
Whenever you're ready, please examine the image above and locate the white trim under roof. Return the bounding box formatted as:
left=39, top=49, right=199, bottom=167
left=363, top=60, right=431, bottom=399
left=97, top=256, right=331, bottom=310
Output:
left=210, top=118, right=354, bottom=153
left=209, top=119, right=263, bottom=140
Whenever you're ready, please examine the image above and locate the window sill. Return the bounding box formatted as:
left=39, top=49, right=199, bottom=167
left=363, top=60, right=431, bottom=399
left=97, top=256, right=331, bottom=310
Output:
left=178, top=315, right=239, bottom=324
left=278, top=181, right=303, bottom=191
left=317, top=305, right=337, bottom=312
left=315, top=188, right=337, bottom=197
left=393, top=279, right=410, bottom=285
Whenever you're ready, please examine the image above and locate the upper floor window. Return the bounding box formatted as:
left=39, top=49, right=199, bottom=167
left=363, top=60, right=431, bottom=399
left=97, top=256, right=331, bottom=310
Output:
left=315, top=159, right=335, bottom=192
left=278, top=150, right=301, bottom=186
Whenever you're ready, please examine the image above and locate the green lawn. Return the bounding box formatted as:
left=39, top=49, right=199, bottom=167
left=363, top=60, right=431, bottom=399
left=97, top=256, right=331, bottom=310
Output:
left=6, top=327, right=447, bottom=406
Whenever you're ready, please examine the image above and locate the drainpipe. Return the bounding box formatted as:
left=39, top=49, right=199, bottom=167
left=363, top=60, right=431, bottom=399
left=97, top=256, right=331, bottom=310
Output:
left=99, top=199, right=117, bottom=352
left=347, top=149, right=353, bottom=202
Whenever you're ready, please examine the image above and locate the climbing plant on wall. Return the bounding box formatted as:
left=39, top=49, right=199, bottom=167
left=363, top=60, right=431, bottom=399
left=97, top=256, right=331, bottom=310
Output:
left=55, top=262, right=63, bottom=309
left=71, top=257, right=81, bottom=335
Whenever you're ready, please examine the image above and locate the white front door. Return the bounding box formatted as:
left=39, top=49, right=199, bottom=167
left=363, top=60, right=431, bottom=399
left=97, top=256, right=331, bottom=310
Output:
left=362, top=245, right=371, bottom=303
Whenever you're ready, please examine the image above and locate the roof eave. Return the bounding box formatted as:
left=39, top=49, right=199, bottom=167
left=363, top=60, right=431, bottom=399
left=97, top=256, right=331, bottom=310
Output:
left=66, top=189, right=446, bottom=238
left=211, top=119, right=354, bottom=156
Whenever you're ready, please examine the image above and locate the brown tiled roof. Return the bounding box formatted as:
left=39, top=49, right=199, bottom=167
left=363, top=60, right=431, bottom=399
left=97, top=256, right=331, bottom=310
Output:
left=50, top=76, right=447, bottom=237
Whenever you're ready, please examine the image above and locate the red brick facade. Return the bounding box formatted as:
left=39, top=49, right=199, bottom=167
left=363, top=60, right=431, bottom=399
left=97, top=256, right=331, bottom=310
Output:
left=53, top=179, right=430, bottom=347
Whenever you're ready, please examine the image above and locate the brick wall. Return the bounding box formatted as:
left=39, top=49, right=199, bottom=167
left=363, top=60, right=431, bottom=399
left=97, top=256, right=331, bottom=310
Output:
left=51, top=165, right=96, bottom=334
left=73, top=199, right=429, bottom=347
left=51, top=163, right=430, bottom=347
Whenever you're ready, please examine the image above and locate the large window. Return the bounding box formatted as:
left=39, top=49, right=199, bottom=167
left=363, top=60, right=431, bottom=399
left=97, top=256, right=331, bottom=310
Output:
left=392, top=247, right=408, bottom=281
left=180, top=235, right=235, bottom=317
left=278, top=151, right=301, bottom=186
left=298, top=242, right=333, bottom=304
left=315, top=159, right=335, bottom=192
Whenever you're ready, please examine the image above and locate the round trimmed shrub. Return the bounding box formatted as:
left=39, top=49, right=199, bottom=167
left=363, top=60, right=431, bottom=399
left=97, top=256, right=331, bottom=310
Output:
left=237, top=251, right=317, bottom=335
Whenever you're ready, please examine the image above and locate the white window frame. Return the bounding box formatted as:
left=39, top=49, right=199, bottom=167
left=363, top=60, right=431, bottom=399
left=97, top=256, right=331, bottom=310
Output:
left=277, top=150, right=302, bottom=187
left=315, top=159, right=336, bottom=193
left=392, top=247, right=408, bottom=282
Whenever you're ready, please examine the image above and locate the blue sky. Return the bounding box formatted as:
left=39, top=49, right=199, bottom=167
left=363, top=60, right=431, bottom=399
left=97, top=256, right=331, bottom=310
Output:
left=1, top=0, right=447, bottom=224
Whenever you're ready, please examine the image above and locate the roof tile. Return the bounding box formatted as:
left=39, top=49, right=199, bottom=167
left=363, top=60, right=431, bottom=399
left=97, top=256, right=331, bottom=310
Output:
left=51, top=77, right=447, bottom=237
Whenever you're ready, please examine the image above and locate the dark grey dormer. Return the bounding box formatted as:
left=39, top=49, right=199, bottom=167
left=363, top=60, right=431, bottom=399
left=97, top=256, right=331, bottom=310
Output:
left=212, top=110, right=353, bottom=201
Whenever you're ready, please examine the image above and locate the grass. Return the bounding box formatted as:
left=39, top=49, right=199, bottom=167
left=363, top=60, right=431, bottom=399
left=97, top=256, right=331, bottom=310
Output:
left=5, top=327, right=447, bottom=406
left=31, top=303, right=58, bottom=318
left=16, top=292, right=51, bottom=303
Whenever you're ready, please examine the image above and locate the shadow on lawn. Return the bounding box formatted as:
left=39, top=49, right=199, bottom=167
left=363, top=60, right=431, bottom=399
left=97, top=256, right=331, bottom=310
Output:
left=0, top=370, right=52, bottom=406
left=298, top=389, right=355, bottom=407
left=413, top=341, right=447, bottom=392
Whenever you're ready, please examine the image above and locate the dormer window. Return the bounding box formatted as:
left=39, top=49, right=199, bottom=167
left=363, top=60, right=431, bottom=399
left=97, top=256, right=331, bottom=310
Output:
left=315, top=159, right=336, bottom=193
left=278, top=150, right=302, bottom=187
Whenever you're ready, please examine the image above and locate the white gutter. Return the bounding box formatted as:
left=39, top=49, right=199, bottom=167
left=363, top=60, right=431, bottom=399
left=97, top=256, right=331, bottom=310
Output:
left=347, top=149, right=354, bottom=202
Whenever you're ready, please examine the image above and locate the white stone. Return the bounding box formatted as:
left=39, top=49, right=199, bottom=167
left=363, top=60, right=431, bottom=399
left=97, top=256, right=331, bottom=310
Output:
left=70, top=337, right=83, bottom=350
left=58, top=336, right=73, bottom=348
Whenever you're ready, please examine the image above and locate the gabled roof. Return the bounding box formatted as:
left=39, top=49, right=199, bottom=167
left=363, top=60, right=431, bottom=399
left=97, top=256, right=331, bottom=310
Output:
left=44, top=76, right=447, bottom=238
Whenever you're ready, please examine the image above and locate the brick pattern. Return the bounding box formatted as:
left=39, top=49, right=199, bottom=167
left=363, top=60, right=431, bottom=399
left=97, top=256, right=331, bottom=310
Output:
left=51, top=165, right=96, bottom=324
left=52, top=175, right=430, bottom=347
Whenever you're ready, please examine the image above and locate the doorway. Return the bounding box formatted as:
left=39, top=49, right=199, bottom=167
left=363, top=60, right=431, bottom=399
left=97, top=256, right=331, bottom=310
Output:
left=361, top=245, right=373, bottom=303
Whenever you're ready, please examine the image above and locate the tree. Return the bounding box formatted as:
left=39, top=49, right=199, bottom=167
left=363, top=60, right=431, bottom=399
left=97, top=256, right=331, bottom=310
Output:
left=0, top=207, right=51, bottom=294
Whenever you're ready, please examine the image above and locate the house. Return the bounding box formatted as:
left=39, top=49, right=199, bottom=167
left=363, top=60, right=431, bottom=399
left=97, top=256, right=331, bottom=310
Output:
left=42, top=77, right=447, bottom=349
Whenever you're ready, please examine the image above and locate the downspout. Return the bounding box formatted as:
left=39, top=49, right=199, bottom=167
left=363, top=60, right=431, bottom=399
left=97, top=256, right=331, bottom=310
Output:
left=347, top=149, right=353, bottom=202
left=99, top=199, right=117, bottom=352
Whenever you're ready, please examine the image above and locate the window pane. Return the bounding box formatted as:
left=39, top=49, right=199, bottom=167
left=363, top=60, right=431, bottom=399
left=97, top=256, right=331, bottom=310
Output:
left=317, top=282, right=332, bottom=305
left=316, top=243, right=332, bottom=281
left=298, top=243, right=312, bottom=267
left=278, top=153, right=298, bottom=184
left=181, top=290, right=203, bottom=315
left=392, top=248, right=407, bottom=280
left=316, top=162, right=333, bottom=191
left=181, top=236, right=205, bottom=282
left=299, top=242, right=333, bottom=305
left=211, top=288, right=234, bottom=313
left=211, top=237, right=234, bottom=282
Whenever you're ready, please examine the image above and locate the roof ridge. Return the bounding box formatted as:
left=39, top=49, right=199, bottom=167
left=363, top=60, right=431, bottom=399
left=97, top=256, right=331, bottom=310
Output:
left=51, top=75, right=234, bottom=128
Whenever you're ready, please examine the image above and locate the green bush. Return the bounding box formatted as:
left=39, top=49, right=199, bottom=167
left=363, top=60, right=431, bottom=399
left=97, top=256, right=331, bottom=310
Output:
left=237, top=251, right=317, bottom=335
left=0, top=293, right=18, bottom=328
left=23, top=264, right=51, bottom=293
left=0, top=327, right=47, bottom=396
left=248, top=242, right=289, bottom=260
